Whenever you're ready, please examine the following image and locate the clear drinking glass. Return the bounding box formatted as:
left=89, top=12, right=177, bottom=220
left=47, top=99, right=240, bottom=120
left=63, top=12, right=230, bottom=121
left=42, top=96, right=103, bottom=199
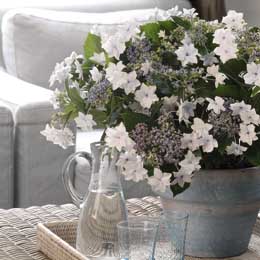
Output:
left=153, top=212, right=188, bottom=260
left=117, top=217, right=159, bottom=260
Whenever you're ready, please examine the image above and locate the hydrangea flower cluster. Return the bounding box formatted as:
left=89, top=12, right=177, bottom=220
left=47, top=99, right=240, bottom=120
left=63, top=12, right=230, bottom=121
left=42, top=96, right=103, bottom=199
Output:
left=42, top=8, right=260, bottom=196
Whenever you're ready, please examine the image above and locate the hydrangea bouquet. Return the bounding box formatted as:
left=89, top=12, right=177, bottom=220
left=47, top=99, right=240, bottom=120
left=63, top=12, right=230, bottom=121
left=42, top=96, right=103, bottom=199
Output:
left=42, top=8, right=260, bottom=196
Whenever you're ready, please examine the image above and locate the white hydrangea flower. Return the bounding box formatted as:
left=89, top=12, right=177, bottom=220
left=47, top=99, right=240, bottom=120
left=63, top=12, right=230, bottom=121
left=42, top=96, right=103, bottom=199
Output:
left=182, top=8, right=198, bottom=18
left=117, top=150, right=140, bottom=169
left=102, top=34, right=126, bottom=60
left=121, top=23, right=141, bottom=42
left=141, top=60, right=152, bottom=75
left=64, top=51, right=83, bottom=66
left=55, top=128, right=74, bottom=149
left=75, top=60, right=84, bottom=80
left=116, top=149, right=145, bottom=181
left=214, top=43, right=237, bottom=63
left=213, top=29, right=237, bottom=63
left=213, top=28, right=236, bottom=45
left=41, top=125, right=74, bottom=149
left=134, top=84, right=159, bottom=109
left=106, top=61, right=125, bottom=78
left=207, top=65, right=227, bottom=87
left=206, top=97, right=226, bottom=114
left=158, top=30, right=166, bottom=38
left=240, top=109, right=260, bottom=125
left=41, top=124, right=58, bottom=142
left=106, top=62, right=127, bottom=90
left=75, top=113, right=97, bottom=131
left=50, top=88, right=61, bottom=110
left=239, top=124, right=258, bottom=145
left=175, top=41, right=199, bottom=66
left=122, top=71, right=140, bottom=95
left=226, top=142, right=247, bottom=156
left=181, top=133, right=201, bottom=152
left=165, top=6, right=182, bottom=18
left=121, top=160, right=148, bottom=182
left=230, top=101, right=252, bottom=116
left=191, top=118, right=213, bottom=135
left=90, top=66, right=102, bottom=83
left=179, top=151, right=201, bottom=173
left=148, top=168, right=171, bottom=193
left=172, top=167, right=193, bottom=188
left=178, top=100, right=195, bottom=123
left=199, top=132, right=218, bottom=153
left=90, top=52, right=106, bottom=65
left=244, top=62, right=260, bottom=86
left=147, top=7, right=172, bottom=22
left=49, top=61, right=71, bottom=87
left=105, top=122, right=134, bottom=151
left=222, top=10, right=246, bottom=31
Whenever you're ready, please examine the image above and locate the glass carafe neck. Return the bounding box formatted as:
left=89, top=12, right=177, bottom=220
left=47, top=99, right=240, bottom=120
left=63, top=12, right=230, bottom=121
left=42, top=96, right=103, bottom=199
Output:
left=89, top=142, right=122, bottom=192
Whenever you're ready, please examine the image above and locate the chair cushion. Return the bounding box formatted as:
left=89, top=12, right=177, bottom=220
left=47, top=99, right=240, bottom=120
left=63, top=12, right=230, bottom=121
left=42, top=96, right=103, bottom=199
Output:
left=1, top=2, right=191, bottom=88
left=0, top=0, right=191, bottom=70
left=1, top=8, right=156, bottom=89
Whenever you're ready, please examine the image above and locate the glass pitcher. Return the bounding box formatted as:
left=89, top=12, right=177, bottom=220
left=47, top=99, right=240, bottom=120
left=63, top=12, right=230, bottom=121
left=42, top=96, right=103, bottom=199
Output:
left=62, top=142, right=128, bottom=260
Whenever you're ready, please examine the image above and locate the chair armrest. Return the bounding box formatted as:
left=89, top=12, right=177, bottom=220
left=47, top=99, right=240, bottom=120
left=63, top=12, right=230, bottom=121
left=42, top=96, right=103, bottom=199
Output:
left=0, top=70, right=56, bottom=124
left=0, top=71, right=75, bottom=207
left=0, top=70, right=52, bottom=108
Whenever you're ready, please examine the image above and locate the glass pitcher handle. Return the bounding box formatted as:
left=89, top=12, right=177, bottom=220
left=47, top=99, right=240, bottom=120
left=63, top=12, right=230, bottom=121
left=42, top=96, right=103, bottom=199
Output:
left=62, top=151, right=92, bottom=207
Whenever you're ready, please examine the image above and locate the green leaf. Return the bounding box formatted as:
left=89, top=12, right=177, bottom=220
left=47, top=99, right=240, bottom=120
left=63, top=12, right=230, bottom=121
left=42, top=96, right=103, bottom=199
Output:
left=140, top=23, right=160, bottom=43
left=172, top=17, right=192, bottom=30
left=89, top=109, right=107, bottom=128
left=171, top=183, right=190, bottom=197
left=63, top=103, right=76, bottom=114
left=121, top=111, right=150, bottom=131
left=218, top=136, right=232, bottom=155
left=109, top=95, right=123, bottom=114
left=251, top=86, right=260, bottom=97
left=215, top=84, right=249, bottom=101
left=220, top=59, right=246, bottom=86
left=105, top=94, right=124, bottom=126
left=66, top=86, right=86, bottom=112
left=194, top=79, right=215, bottom=98
left=245, top=140, right=260, bottom=166
left=158, top=20, right=177, bottom=32
left=84, top=33, right=102, bottom=60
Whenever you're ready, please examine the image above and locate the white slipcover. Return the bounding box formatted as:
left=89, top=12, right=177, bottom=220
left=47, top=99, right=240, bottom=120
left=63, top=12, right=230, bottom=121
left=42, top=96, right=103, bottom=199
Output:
left=0, top=102, right=14, bottom=208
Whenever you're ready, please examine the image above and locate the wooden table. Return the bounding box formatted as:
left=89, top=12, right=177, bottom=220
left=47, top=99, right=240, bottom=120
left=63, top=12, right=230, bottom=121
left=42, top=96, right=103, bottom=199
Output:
left=0, top=197, right=259, bottom=259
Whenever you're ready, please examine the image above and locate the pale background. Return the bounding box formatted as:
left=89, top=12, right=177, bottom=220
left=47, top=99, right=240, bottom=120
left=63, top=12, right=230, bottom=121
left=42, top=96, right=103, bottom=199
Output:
left=226, top=0, right=260, bottom=26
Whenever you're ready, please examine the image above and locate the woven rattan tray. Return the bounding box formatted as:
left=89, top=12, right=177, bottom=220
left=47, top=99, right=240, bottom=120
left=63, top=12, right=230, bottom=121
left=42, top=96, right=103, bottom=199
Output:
left=37, top=221, right=89, bottom=260
left=37, top=220, right=260, bottom=260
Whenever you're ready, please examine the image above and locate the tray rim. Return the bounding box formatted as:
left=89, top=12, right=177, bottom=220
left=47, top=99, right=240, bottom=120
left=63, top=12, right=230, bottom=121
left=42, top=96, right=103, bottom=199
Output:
left=37, top=220, right=89, bottom=260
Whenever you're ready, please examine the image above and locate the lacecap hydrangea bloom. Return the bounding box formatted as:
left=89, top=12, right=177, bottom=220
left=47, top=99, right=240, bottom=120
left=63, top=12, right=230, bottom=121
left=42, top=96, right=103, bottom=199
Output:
left=43, top=8, right=260, bottom=196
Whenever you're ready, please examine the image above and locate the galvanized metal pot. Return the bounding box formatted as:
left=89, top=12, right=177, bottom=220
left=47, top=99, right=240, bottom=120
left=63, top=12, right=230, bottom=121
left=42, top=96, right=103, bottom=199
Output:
left=160, top=167, right=260, bottom=258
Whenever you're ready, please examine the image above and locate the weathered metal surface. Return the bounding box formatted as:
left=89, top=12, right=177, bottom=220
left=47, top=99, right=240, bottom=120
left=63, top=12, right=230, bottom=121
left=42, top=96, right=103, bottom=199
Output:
left=161, top=167, right=260, bottom=258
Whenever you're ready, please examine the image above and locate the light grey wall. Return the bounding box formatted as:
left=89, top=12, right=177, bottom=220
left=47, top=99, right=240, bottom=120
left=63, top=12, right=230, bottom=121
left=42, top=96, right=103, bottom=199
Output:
left=226, top=0, right=260, bottom=26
